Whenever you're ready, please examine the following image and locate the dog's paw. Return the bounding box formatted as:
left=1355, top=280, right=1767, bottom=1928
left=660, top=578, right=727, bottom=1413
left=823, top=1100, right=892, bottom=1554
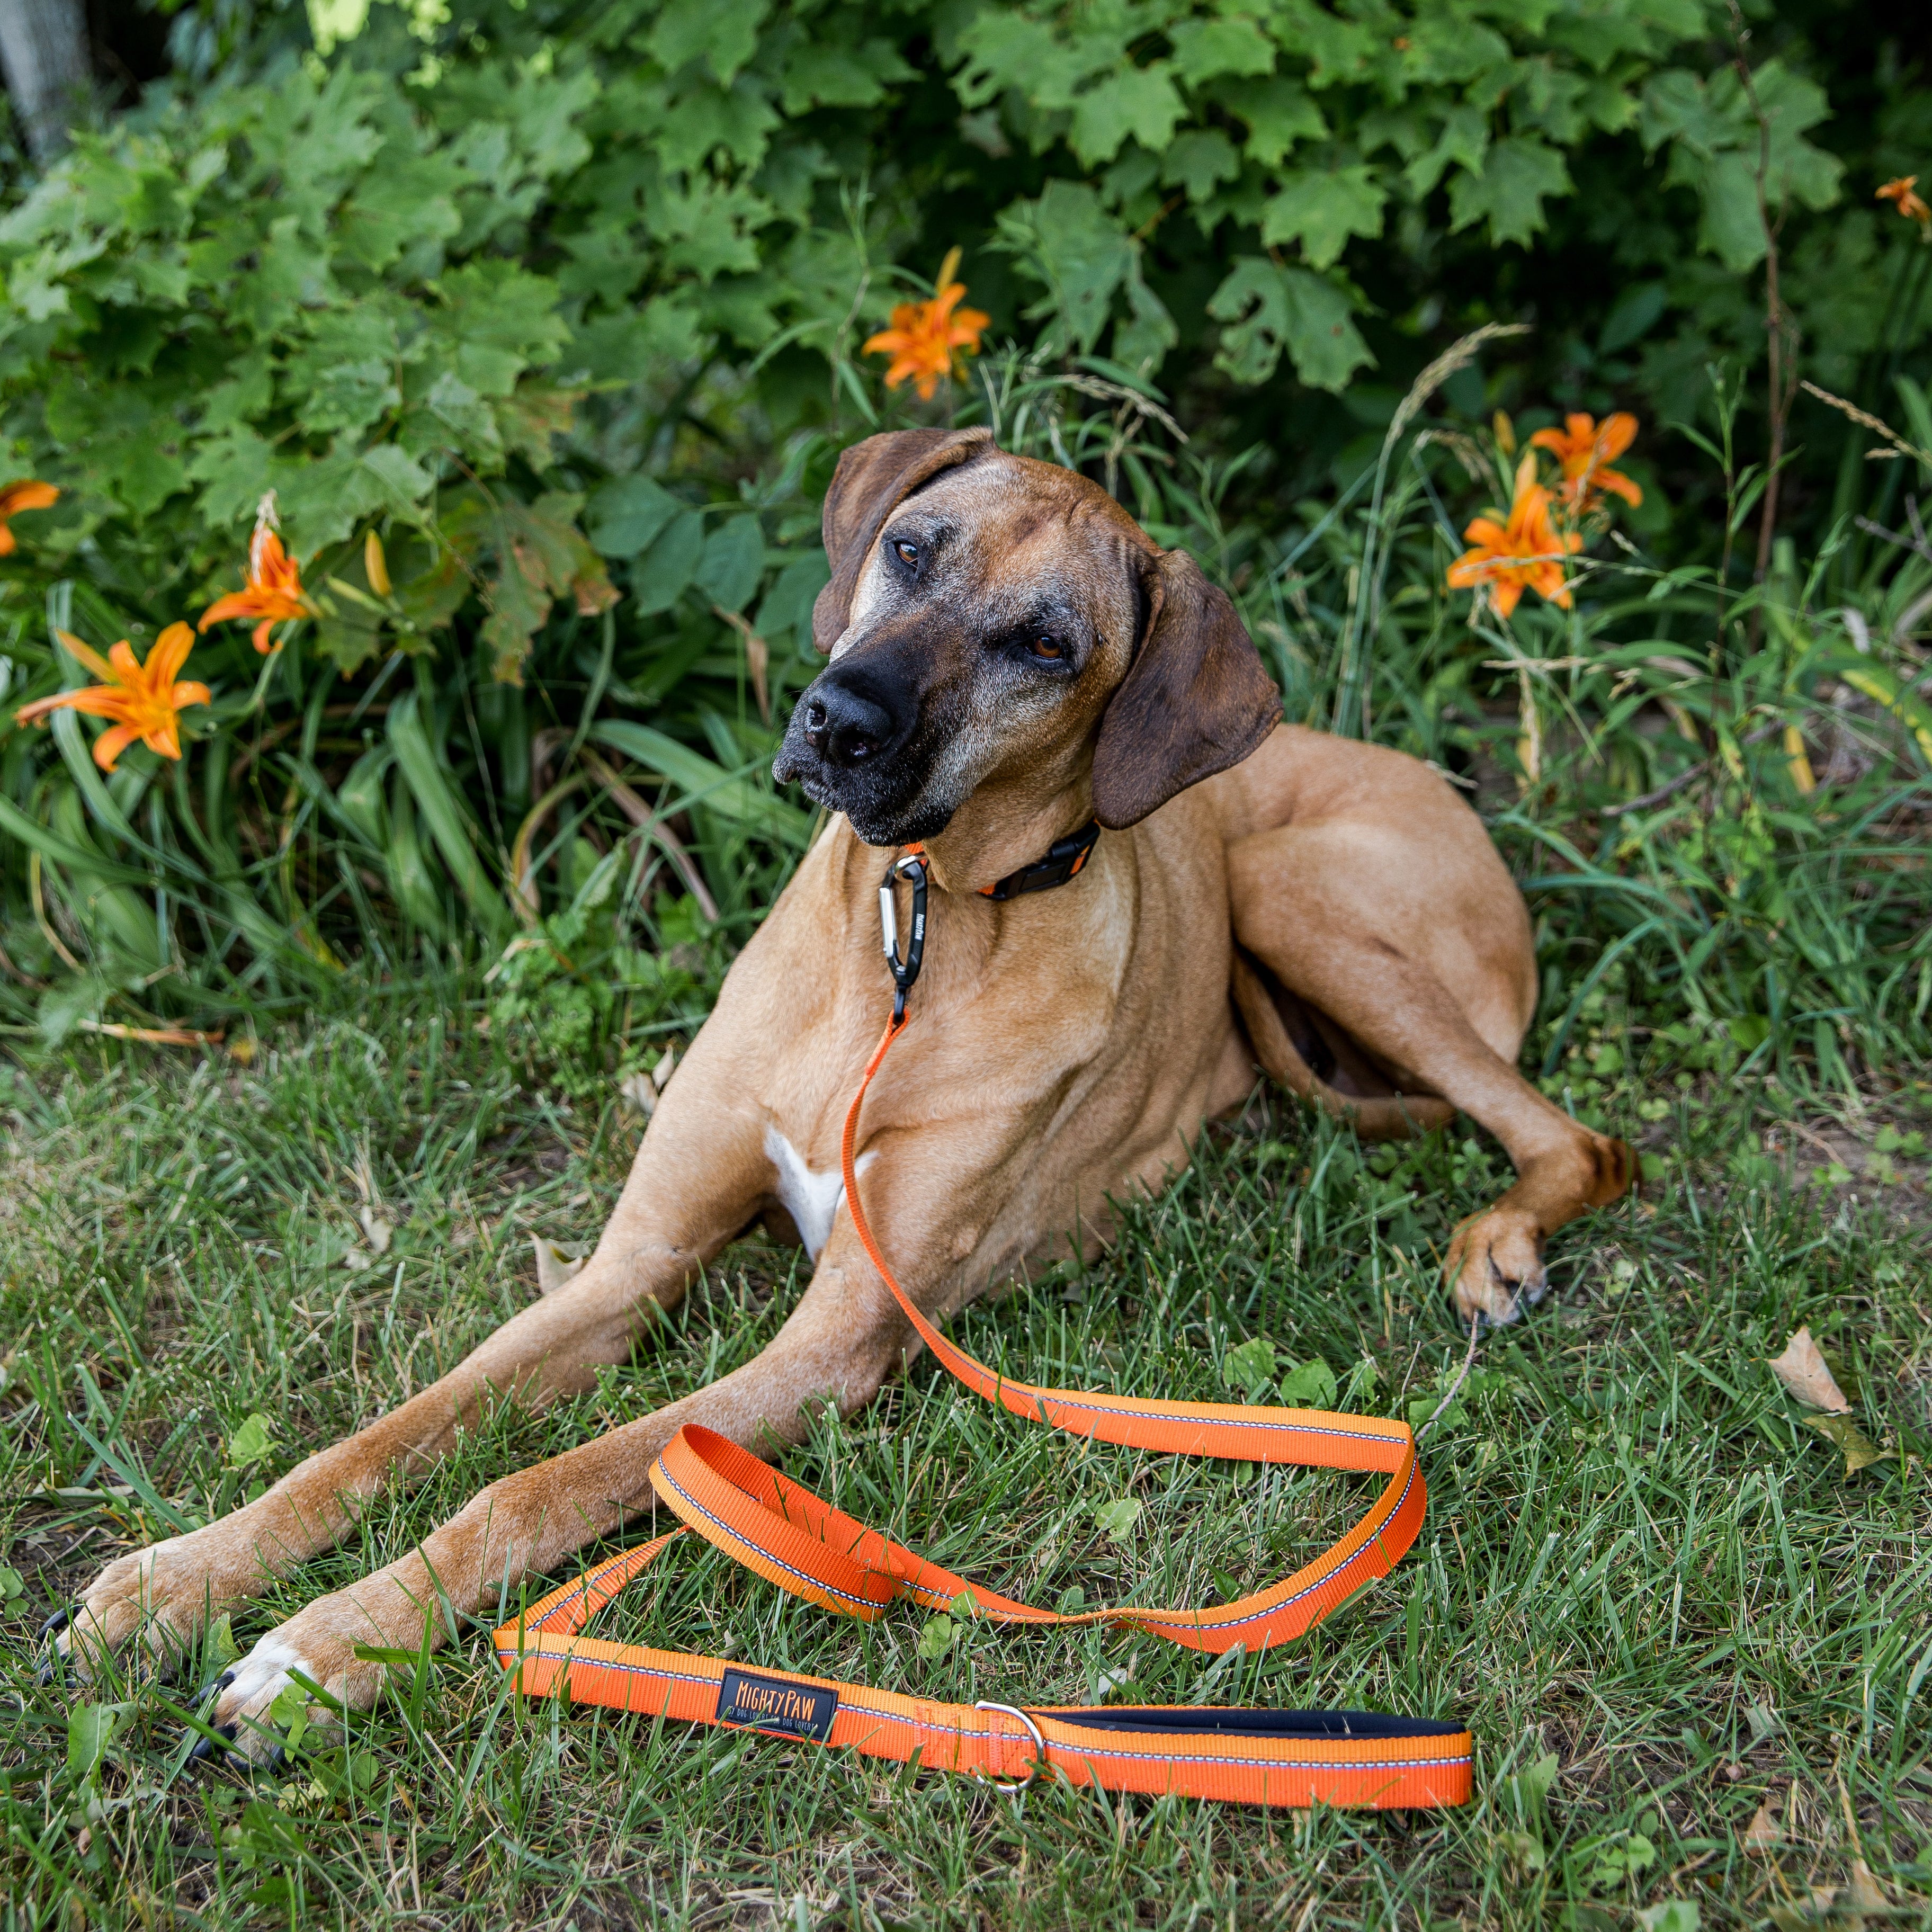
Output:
left=196, top=1593, right=394, bottom=1766
left=47, top=1534, right=216, bottom=1686
left=1444, top=1208, right=1548, bottom=1326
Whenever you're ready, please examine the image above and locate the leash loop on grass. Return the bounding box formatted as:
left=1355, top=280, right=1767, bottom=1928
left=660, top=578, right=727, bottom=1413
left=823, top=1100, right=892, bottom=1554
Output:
left=493, top=997, right=1472, bottom=1809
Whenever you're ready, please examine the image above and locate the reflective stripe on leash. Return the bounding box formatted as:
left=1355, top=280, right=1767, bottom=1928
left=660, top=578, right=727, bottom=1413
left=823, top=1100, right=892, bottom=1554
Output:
left=491, top=846, right=1473, bottom=1809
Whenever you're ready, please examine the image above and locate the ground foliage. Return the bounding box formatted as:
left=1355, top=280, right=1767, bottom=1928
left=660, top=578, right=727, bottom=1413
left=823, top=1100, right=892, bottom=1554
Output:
left=0, top=976, right=1928, bottom=1927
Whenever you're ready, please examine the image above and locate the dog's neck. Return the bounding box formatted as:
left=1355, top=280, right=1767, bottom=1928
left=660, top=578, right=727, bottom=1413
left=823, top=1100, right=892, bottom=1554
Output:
left=915, top=759, right=1098, bottom=897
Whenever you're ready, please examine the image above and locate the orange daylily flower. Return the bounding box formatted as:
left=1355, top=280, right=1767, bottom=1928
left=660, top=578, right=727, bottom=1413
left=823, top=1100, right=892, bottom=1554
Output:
left=1530, top=412, right=1643, bottom=513
left=199, top=502, right=313, bottom=652
left=863, top=247, right=990, bottom=401
left=1877, top=175, right=1931, bottom=227
left=0, top=479, right=59, bottom=556
left=1447, top=452, right=1584, bottom=620
left=13, top=623, right=211, bottom=771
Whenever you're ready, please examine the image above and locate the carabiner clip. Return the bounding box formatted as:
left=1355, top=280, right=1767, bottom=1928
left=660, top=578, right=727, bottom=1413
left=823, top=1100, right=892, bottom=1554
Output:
left=878, top=849, right=928, bottom=1024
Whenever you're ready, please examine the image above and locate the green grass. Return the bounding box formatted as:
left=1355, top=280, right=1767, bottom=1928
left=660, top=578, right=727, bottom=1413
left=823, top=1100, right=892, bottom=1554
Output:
left=3, top=969, right=1930, bottom=1930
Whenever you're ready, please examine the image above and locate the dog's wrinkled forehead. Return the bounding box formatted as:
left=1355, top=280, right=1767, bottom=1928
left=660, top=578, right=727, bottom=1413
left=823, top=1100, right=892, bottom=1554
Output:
left=837, top=454, right=1151, bottom=657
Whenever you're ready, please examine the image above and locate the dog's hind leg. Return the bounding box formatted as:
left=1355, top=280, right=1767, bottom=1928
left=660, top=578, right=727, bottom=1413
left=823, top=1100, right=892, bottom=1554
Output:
left=1231, top=948, right=1455, bottom=1141
left=1227, top=818, right=1632, bottom=1324
left=50, top=1074, right=774, bottom=1688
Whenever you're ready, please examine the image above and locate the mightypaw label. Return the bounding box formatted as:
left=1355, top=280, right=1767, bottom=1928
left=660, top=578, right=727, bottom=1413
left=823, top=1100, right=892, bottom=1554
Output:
left=715, top=1669, right=839, bottom=1743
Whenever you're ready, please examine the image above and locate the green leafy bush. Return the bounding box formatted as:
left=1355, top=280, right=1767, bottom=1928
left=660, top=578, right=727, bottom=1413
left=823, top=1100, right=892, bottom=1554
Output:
left=0, top=0, right=1925, bottom=1093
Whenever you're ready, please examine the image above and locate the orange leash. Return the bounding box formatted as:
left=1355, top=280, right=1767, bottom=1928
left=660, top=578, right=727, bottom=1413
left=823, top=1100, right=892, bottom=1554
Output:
left=493, top=849, right=1472, bottom=1809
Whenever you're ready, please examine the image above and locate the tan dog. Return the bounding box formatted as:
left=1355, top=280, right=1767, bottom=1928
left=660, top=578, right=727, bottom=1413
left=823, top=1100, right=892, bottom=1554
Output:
left=51, top=430, right=1631, bottom=1756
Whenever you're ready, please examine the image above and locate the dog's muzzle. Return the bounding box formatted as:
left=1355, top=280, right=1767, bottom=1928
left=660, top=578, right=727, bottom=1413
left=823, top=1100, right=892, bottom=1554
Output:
left=774, top=656, right=947, bottom=843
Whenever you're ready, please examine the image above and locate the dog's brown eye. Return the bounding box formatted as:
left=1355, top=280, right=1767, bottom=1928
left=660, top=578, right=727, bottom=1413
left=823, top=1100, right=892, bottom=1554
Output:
left=1029, top=636, right=1063, bottom=660
left=895, top=540, right=919, bottom=567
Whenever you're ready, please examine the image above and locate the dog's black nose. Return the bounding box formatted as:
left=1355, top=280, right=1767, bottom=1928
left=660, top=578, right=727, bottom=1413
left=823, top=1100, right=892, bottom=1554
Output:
left=802, top=679, right=896, bottom=768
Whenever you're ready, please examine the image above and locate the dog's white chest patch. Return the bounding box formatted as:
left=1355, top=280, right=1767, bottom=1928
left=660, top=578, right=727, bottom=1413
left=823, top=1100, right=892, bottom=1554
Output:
left=765, top=1126, right=874, bottom=1259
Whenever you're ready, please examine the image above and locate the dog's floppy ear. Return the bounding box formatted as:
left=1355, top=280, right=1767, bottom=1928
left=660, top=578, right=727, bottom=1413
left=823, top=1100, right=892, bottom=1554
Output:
left=812, top=427, right=994, bottom=652
left=1090, top=547, right=1281, bottom=829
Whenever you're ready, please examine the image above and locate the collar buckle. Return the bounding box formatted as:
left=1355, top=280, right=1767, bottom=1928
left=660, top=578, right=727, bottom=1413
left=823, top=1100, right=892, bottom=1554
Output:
left=980, top=821, right=1101, bottom=902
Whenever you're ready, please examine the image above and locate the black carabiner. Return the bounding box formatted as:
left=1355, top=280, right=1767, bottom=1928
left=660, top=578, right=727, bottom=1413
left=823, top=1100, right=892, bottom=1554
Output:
left=878, top=849, right=929, bottom=1023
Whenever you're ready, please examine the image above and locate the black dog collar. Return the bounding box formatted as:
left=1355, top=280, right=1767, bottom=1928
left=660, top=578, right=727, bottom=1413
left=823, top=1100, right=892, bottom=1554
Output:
left=979, top=820, right=1101, bottom=902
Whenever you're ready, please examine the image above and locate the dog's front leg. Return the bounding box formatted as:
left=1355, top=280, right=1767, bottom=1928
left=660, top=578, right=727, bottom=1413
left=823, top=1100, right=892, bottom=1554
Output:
left=51, top=1084, right=773, bottom=1686
left=195, top=1213, right=922, bottom=1761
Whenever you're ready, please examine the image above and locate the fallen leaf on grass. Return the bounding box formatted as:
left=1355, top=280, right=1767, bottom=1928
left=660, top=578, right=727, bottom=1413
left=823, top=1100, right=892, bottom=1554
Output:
left=1802, top=1411, right=1885, bottom=1476
left=1742, top=1796, right=1782, bottom=1849
left=532, top=1236, right=587, bottom=1295
left=1767, top=1327, right=1850, bottom=1412
left=1766, top=1904, right=1823, bottom=1932
left=79, top=1020, right=223, bottom=1047
left=1093, top=1497, right=1141, bottom=1540
left=1845, top=1859, right=1888, bottom=1911
left=359, top=1205, right=393, bottom=1255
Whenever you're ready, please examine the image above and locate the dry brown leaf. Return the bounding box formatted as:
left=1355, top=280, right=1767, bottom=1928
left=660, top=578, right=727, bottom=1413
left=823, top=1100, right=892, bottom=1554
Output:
left=1742, top=1797, right=1782, bottom=1850
left=1802, top=1411, right=1885, bottom=1476
left=1845, top=1859, right=1888, bottom=1912
left=79, top=1019, right=223, bottom=1046
left=714, top=604, right=772, bottom=723
left=1767, top=1326, right=1851, bottom=1412
left=745, top=628, right=770, bottom=723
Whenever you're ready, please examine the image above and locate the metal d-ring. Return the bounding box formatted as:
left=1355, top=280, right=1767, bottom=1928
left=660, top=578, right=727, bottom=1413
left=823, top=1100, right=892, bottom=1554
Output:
left=974, top=1700, right=1046, bottom=1793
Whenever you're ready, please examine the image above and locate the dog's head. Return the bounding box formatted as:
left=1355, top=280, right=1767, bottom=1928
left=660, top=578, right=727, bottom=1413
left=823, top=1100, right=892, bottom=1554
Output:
left=771, top=429, right=1280, bottom=848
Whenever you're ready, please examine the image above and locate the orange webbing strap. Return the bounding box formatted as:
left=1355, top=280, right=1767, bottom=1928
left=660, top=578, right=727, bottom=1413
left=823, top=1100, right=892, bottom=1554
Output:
left=492, top=1010, right=1472, bottom=1809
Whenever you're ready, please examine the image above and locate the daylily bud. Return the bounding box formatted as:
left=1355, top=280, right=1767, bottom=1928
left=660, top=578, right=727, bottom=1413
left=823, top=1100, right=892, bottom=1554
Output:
left=365, top=529, right=392, bottom=597
left=1492, top=410, right=1516, bottom=457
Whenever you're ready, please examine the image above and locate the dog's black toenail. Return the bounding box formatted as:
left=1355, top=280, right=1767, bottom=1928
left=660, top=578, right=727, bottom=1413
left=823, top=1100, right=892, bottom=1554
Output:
left=188, top=1722, right=237, bottom=1763
left=195, top=1669, right=236, bottom=1706
left=36, top=1608, right=75, bottom=1686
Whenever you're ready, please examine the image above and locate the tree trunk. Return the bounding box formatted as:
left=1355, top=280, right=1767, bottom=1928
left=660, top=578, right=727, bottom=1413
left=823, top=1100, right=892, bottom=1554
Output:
left=0, top=0, right=90, bottom=162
